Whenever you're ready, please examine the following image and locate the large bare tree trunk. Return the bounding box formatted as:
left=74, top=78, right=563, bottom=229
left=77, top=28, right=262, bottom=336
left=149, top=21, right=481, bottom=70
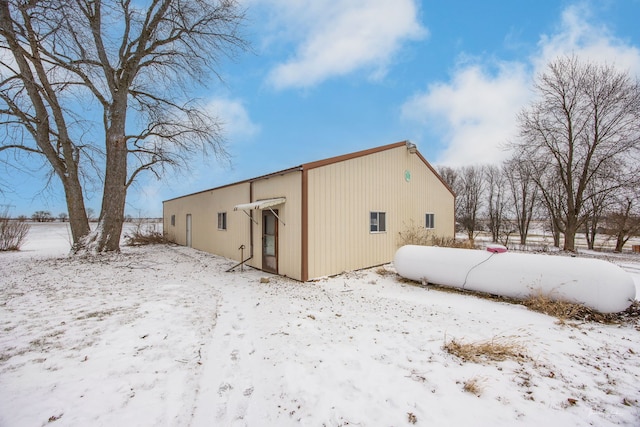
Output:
left=82, top=101, right=128, bottom=252
left=63, top=178, right=91, bottom=246
left=563, top=219, right=578, bottom=252
left=87, top=138, right=127, bottom=252
left=97, top=135, right=128, bottom=251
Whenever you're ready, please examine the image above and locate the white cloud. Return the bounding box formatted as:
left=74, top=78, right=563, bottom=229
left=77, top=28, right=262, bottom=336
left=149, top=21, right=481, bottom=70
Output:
left=534, top=4, right=640, bottom=76
left=402, top=62, right=530, bottom=167
left=206, top=97, right=260, bottom=142
left=402, top=3, right=640, bottom=167
left=260, top=0, right=427, bottom=89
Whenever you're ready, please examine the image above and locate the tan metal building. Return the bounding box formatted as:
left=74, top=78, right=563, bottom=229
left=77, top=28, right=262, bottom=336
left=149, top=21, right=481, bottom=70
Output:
left=163, top=141, right=455, bottom=281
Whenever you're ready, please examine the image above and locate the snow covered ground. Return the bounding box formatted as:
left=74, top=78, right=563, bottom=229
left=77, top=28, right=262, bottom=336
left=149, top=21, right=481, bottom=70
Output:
left=1, top=223, right=640, bottom=426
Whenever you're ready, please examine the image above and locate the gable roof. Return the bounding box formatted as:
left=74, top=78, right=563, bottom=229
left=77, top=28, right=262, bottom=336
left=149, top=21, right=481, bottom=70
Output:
left=302, top=141, right=455, bottom=196
left=163, top=140, right=455, bottom=203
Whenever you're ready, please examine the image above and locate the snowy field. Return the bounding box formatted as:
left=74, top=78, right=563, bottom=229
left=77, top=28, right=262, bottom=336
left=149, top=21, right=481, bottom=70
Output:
left=1, top=223, right=640, bottom=426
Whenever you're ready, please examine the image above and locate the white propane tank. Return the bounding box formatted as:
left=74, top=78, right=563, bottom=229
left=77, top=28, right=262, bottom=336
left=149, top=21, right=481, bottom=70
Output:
left=393, top=245, right=636, bottom=313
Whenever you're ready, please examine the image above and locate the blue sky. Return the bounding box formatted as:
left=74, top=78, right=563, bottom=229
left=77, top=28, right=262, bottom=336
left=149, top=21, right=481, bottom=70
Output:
left=2, top=0, right=640, bottom=218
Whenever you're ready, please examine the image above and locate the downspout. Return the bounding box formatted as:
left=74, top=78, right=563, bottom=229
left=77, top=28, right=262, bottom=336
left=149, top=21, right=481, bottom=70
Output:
left=301, top=168, right=309, bottom=281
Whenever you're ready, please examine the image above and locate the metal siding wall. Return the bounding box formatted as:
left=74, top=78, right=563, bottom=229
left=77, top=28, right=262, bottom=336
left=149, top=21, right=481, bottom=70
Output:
left=162, top=202, right=178, bottom=243
left=250, top=172, right=302, bottom=280
left=307, top=146, right=454, bottom=279
left=207, top=184, right=252, bottom=260
left=162, top=183, right=251, bottom=260
left=406, top=155, right=456, bottom=238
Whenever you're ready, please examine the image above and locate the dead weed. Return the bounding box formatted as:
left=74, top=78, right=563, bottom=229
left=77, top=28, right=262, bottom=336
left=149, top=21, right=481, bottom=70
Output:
left=375, top=267, right=395, bottom=277
left=523, top=291, right=590, bottom=321
left=523, top=291, right=640, bottom=324
left=444, top=336, right=526, bottom=363
left=399, top=277, right=640, bottom=325
left=397, top=221, right=475, bottom=249
left=407, top=412, right=417, bottom=424
left=462, top=376, right=485, bottom=396
left=124, top=221, right=166, bottom=246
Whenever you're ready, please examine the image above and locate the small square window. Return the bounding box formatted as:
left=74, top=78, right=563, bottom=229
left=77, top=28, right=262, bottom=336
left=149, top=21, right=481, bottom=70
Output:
left=170, top=215, right=175, bottom=226
left=370, top=211, right=386, bottom=233
left=217, top=212, right=227, bottom=230
left=425, top=213, right=435, bottom=229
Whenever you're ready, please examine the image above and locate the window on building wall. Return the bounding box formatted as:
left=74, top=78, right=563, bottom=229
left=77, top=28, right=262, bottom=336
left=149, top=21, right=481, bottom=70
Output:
left=217, top=212, right=227, bottom=230
left=370, top=211, right=386, bottom=233
left=170, top=215, right=175, bottom=226
left=425, top=213, right=435, bottom=229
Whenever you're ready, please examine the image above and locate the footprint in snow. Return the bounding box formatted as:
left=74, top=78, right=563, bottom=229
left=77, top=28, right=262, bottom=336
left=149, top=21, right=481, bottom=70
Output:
left=218, top=382, right=232, bottom=396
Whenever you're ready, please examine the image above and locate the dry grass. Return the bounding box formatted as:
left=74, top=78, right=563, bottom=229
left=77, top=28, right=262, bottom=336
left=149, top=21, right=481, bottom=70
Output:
left=407, top=412, right=417, bottom=424
left=522, top=291, right=640, bottom=324
left=375, top=266, right=395, bottom=277
left=462, top=377, right=485, bottom=396
left=397, top=221, right=475, bottom=249
left=443, top=336, right=526, bottom=363
left=124, top=221, right=166, bottom=246
left=430, top=235, right=476, bottom=249
left=124, top=230, right=166, bottom=246
left=399, top=276, right=640, bottom=325
left=0, top=216, right=30, bottom=251
left=397, top=221, right=431, bottom=246
left=523, top=291, right=592, bottom=321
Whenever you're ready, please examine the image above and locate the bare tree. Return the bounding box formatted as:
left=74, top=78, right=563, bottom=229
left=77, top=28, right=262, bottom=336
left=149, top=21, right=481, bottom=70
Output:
left=503, top=155, right=538, bottom=245
left=606, top=187, right=640, bottom=252
left=538, top=174, right=564, bottom=248
left=32, top=210, right=54, bottom=222
left=582, top=174, right=614, bottom=250
left=484, top=164, right=509, bottom=243
left=0, top=0, right=246, bottom=252
left=456, top=165, right=485, bottom=241
left=436, top=165, right=460, bottom=229
left=0, top=0, right=90, bottom=243
left=513, top=55, right=640, bottom=251
left=436, top=166, right=459, bottom=194
left=0, top=206, right=29, bottom=250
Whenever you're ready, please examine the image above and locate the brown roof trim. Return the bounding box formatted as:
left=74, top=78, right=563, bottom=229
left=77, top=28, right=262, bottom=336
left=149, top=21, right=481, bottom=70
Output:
left=301, top=141, right=407, bottom=171
left=163, top=140, right=455, bottom=202
left=163, top=181, right=246, bottom=203
left=415, top=151, right=456, bottom=197
left=162, top=165, right=303, bottom=203
left=300, top=140, right=456, bottom=197
left=162, top=142, right=407, bottom=203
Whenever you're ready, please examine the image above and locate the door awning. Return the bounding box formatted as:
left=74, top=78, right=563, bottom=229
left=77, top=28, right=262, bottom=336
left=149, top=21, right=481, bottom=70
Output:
left=233, top=197, right=286, bottom=211
left=234, top=197, right=286, bottom=225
